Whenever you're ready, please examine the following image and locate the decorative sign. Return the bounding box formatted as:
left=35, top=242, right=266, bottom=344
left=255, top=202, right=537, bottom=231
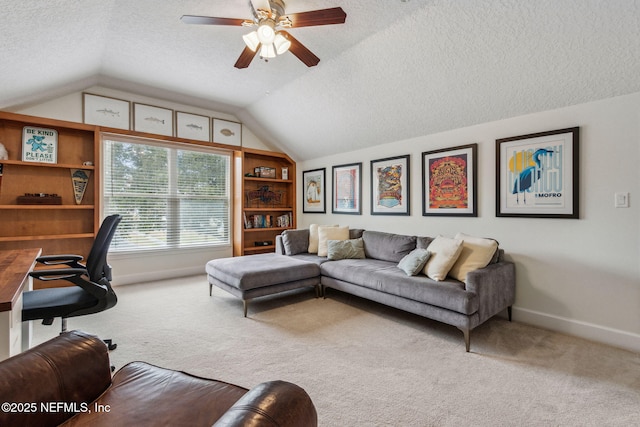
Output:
left=22, top=127, right=58, bottom=164
left=71, top=169, right=91, bottom=204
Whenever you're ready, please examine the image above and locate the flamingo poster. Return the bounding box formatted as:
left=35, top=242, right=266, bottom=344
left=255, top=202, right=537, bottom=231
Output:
left=497, top=127, right=579, bottom=218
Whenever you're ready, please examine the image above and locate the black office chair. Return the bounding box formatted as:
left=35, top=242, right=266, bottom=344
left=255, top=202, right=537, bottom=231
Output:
left=22, top=214, right=122, bottom=350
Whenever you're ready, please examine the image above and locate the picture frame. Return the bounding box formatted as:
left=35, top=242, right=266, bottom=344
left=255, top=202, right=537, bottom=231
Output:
left=496, top=127, right=579, bottom=218
left=422, top=143, right=477, bottom=217
left=370, top=155, right=410, bottom=215
left=22, top=126, right=58, bottom=164
left=176, top=111, right=210, bottom=142
left=212, top=118, right=242, bottom=146
left=83, top=93, right=130, bottom=130
left=133, top=103, right=174, bottom=136
left=302, top=168, right=326, bottom=213
left=332, top=162, right=362, bottom=215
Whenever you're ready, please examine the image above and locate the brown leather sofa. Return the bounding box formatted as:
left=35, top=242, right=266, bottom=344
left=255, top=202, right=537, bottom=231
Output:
left=0, top=331, right=317, bottom=426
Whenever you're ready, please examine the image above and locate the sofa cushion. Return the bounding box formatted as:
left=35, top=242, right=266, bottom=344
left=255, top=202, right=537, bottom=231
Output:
left=308, top=224, right=338, bottom=253
left=318, top=226, right=349, bottom=257
left=397, top=248, right=431, bottom=276
left=362, top=230, right=417, bottom=262
left=281, top=229, right=310, bottom=255
left=449, top=233, right=499, bottom=282
left=321, top=259, right=477, bottom=315
left=416, top=236, right=434, bottom=250
left=423, top=236, right=464, bottom=281
left=327, top=238, right=365, bottom=260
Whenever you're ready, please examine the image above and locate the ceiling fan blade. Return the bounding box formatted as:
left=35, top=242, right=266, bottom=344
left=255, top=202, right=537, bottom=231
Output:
left=234, top=45, right=260, bottom=69
left=180, top=15, right=246, bottom=26
left=284, top=7, right=346, bottom=28
left=281, top=31, right=320, bottom=67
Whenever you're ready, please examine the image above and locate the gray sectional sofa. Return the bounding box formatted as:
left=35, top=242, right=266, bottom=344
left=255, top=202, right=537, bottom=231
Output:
left=206, top=227, right=515, bottom=352
left=275, top=228, right=515, bottom=352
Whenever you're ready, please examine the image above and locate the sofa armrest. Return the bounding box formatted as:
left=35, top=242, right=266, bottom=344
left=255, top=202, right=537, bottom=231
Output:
left=213, top=380, right=317, bottom=427
left=465, top=261, right=516, bottom=323
left=0, top=330, right=111, bottom=427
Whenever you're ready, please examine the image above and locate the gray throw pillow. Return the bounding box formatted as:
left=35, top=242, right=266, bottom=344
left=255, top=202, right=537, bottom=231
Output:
left=282, top=229, right=310, bottom=256
left=327, top=238, right=365, bottom=260
left=397, top=248, right=431, bottom=276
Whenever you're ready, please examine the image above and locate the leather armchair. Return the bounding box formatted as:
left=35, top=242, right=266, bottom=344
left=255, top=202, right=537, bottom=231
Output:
left=0, top=331, right=317, bottom=427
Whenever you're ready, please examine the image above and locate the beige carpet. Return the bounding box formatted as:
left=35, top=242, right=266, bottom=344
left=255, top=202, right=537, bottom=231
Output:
left=32, top=276, right=640, bottom=426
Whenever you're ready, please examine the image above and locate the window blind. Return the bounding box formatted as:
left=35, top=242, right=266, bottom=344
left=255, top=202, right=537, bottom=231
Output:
left=103, top=136, right=230, bottom=253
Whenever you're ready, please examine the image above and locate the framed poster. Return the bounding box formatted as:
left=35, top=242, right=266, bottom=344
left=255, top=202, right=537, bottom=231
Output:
left=422, top=143, right=477, bottom=217
left=212, top=119, right=242, bottom=146
left=83, top=93, right=130, bottom=129
left=176, top=111, right=210, bottom=141
left=332, top=162, right=362, bottom=215
left=134, top=103, right=174, bottom=136
left=370, top=155, right=410, bottom=215
left=496, top=127, right=579, bottom=218
left=303, top=168, right=326, bottom=213
left=22, top=126, right=58, bottom=164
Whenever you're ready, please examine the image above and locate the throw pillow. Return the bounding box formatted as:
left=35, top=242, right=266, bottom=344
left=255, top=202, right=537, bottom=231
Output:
left=397, top=248, right=431, bottom=276
left=423, top=236, right=464, bottom=281
left=317, top=225, right=349, bottom=257
left=327, top=238, right=365, bottom=260
left=308, top=224, right=338, bottom=253
left=448, top=233, right=499, bottom=283
left=281, top=229, right=310, bottom=256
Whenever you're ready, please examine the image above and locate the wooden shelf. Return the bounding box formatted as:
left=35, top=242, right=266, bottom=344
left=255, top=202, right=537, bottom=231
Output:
left=0, top=111, right=99, bottom=266
left=233, top=148, right=296, bottom=256
left=0, top=159, right=94, bottom=170
left=0, top=205, right=94, bottom=210
left=0, top=233, right=94, bottom=242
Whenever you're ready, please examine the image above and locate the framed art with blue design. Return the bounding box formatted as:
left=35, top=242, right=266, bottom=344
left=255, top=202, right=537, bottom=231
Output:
left=496, top=127, right=579, bottom=218
left=422, top=144, right=477, bottom=217
left=371, top=155, right=410, bottom=215
left=332, top=162, right=362, bottom=215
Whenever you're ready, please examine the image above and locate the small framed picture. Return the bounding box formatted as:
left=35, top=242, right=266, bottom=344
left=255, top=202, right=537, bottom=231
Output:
left=371, top=155, right=410, bottom=215
left=212, top=119, right=242, bottom=146
left=332, top=162, right=362, bottom=215
left=303, top=168, right=326, bottom=213
left=83, top=93, right=130, bottom=129
left=282, top=167, right=289, bottom=180
left=134, top=103, right=174, bottom=136
left=176, top=111, right=210, bottom=141
left=422, top=144, right=477, bottom=217
left=22, top=126, right=57, bottom=164
left=496, top=127, right=579, bottom=218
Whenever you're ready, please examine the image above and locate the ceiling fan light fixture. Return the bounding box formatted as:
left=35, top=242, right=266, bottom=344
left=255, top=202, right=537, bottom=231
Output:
left=242, top=30, right=260, bottom=51
left=260, top=43, right=276, bottom=58
left=257, top=19, right=276, bottom=45
left=274, top=32, right=291, bottom=54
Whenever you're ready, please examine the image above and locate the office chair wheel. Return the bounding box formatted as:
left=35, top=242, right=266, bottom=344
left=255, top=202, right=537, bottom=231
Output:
left=104, top=339, right=117, bottom=351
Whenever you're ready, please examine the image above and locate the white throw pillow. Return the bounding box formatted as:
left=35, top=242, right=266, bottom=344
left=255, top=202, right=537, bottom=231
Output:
left=317, top=225, right=349, bottom=257
left=449, top=233, right=499, bottom=283
left=423, top=236, right=464, bottom=281
left=308, top=224, right=338, bottom=253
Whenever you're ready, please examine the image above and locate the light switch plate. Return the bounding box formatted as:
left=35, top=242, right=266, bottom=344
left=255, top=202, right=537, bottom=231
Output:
left=615, top=192, right=629, bottom=208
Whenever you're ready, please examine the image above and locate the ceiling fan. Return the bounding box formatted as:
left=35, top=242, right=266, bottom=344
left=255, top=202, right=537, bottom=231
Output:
left=181, top=0, right=346, bottom=69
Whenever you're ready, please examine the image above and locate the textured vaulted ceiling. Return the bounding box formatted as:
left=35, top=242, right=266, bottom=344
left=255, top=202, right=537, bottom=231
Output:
left=1, top=1, right=639, bottom=161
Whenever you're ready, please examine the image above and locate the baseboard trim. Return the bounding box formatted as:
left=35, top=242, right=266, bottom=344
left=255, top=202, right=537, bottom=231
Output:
left=113, top=267, right=204, bottom=286
left=513, top=306, right=640, bottom=353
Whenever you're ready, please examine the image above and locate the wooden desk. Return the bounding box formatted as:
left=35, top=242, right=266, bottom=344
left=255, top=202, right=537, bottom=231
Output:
left=0, top=248, right=41, bottom=360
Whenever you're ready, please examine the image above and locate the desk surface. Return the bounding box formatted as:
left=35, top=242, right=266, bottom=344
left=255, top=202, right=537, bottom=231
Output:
left=0, top=248, right=41, bottom=312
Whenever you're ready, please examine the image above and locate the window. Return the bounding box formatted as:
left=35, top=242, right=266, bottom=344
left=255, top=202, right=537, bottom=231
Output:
left=102, top=135, right=231, bottom=253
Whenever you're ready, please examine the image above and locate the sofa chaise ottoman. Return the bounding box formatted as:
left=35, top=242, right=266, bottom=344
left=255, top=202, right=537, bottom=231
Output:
left=0, top=330, right=317, bottom=427
left=206, top=253, right=321, bottom=317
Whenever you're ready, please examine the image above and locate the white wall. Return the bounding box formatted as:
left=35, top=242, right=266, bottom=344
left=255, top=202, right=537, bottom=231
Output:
left=297, top=93, right=640, bottom=352
left=12, top=87, right=275, bottom=285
